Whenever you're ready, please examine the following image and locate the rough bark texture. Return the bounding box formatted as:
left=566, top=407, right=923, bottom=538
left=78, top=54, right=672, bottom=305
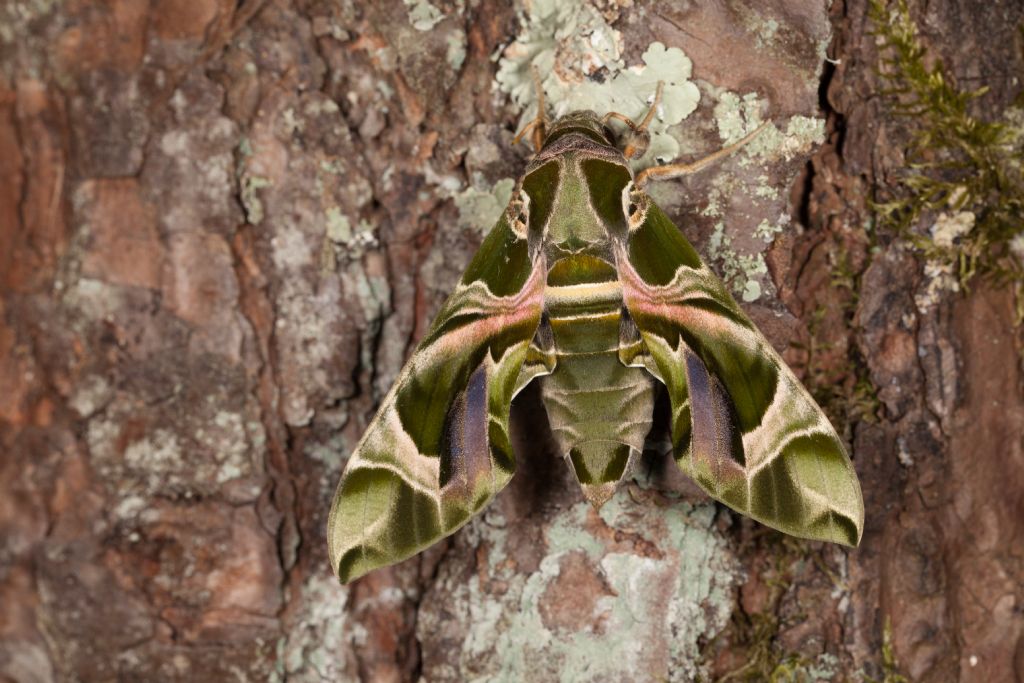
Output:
left=1, top=1, right=1022, bottom=681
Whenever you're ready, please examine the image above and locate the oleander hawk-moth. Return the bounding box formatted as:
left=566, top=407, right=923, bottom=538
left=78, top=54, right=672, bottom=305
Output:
left=327, top=89, right=864, bottom=584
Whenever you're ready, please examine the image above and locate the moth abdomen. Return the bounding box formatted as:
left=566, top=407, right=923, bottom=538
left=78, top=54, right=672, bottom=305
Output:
left=539, top=355, right=655, bottom=506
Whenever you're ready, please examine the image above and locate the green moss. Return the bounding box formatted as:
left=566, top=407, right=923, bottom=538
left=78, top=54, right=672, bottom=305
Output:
left=869, top=0, right=1024, bottom=318
left=879, top=620, right=909, bottom=683
left=862, top=619, right=909, bottom=683
left=714, top=537, right=807, bottom=682
left=713, top=538, right=851, bottom=683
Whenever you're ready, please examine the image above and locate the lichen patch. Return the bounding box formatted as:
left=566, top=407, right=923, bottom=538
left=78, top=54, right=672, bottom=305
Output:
left=496, top=0, right=700, bottom=169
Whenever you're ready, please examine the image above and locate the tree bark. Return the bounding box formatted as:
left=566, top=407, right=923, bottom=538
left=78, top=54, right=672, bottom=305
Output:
left=1, top=0, right=1022, bottom=681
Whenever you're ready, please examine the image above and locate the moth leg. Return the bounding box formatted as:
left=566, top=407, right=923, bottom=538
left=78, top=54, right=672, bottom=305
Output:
left=512, top=65, right=549, bottom=152
left=617, top=307, right=650, bottom=370
left=603, top=81, right=664, bottom=159
left=635, top=121, right=770, bottom=187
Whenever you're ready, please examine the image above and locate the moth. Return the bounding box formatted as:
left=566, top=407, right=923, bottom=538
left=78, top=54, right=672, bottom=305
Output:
left=327, top=82, right=864, bottom=584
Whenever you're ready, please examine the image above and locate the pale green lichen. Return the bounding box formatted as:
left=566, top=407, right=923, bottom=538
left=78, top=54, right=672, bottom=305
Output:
left=241, top=175, right=272, bottom=225
left=704, top=92, right=819, bottom=303
left=323, top=209, right=378, bottom=260
left=714, top=91, right=766, bottom=145
left=716, top=88, right=827, bottom=165
left=446, top=29, right=467, bottom=71
left=712, top=90, right=825, bottom=165
left=704, top=91, right=806, bottom=301
left=340, top=265, right=392, bottom=402
left=496, top=0, right=700, bottom=168
left=315, top=163, right=375, bottom=263
left=404, top=0, right=445, bottom=31
left=808, top=652, right=840, bottom=680
left=757, top=18, right=781, bottom=48
left=325, top=208, right=352, bottom=243
left=708, top=222, right=770, bottom=302
left=930, top=207, right=975, bottom=248
left=0, top=0, right=61, bottom=50
left=113, top=495, right=147, bottom=521
left=496, top=0, right=623, bottom=107
left=282, top=107, right=302, bottom=135
left=741, top=115, right=827, bottom=164
left=304, top=432, right=350, bottom=471
left=271, top=212, right=356, bottom=425
left=193, top=409, right=257, bottom=484
left=701, top=187, right=724, bottom=218
left=755, top=651, right=840, bottom=682
left=421, top=495, right=738, bottom=681
left=730, top=4, right=786, bottom=51
left=271, top=576, right=352, bottom=683
left=121, top=428, right=185, bottom=487
left=453, top=176, right=516, bottom=232
left=544, top=502, right=606, bottom=560
left=270, top=223, right=316, bottom=272
left=68, top=374, right=113, bottom=418
left=86, top=392, right=264, bottom=504
left=755, top=216, right=787, bottom=243
left=753, top=175, right=781, bottom=200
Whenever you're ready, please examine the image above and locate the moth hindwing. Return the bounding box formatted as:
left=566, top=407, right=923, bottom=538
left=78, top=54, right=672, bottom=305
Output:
left=327, top=108, right=864, bottom=584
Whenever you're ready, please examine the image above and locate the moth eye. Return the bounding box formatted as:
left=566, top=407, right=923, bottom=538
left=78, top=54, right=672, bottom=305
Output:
left=621, top=182, right=648, bottom=231
left=507, top=188, right=531, bottom=238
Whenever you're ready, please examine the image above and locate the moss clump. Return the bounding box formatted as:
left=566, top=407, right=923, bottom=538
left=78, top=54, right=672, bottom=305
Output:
left=712, top=537, right=819, bottom=683
left=863, top=619, right=909, bottom=683
left=869, top=0, right=1024, bottom=317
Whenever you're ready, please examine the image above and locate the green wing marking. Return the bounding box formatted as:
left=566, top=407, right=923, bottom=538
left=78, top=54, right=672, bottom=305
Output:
left=617, top=200, right=864, bottom=546
left=327, top=214, right=546, bottom=583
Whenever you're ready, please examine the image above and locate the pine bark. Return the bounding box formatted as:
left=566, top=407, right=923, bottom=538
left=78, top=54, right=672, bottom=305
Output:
left=1, top=1, right=1022, bottom=681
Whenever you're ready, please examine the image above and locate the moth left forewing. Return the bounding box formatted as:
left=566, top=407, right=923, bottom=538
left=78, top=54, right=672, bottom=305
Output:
left=616, top=198, right=864, bottom=546
left=327, top=212, right=546, bottom=583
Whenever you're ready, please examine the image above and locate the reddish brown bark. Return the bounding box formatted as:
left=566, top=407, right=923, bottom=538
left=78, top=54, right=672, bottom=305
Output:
left=1, top=0, right=1022, bottom=681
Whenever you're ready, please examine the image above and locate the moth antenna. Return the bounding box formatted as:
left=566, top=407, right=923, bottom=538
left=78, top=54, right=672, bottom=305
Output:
left=603, top=81, right=665, bottom=159
left=635, top=120, right=771, bottom=187
left=513, top=64, right=549, bottom=152
left=634, top=81, right=664, bottom=134
left=603, top=111, right=638, bottom=130
left=512, top=119, right=541, bottom=147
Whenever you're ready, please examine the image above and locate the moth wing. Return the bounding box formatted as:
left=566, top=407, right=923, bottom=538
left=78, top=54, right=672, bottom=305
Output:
left=616, top=199, right=864, bottom=546
left=328, top=213, right=547, bottom=583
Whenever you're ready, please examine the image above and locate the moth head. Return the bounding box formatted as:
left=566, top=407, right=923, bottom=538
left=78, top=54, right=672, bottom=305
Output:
left=619, top=128, right=651, bottom=160
left=542, top=110, right=615, bottom=148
